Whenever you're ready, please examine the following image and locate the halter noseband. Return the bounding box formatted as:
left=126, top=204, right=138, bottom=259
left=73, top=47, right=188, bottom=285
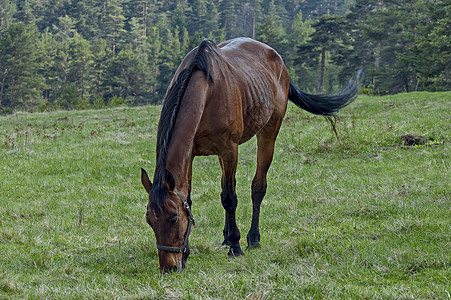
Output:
left=156, top=188, right=195, bottom=253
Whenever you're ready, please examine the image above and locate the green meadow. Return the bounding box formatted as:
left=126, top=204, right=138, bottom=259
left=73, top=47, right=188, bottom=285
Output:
left=0, top=92, right=449, bottom=299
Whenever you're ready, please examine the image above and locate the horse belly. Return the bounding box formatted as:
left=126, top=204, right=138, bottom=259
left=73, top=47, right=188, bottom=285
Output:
left=239, top=91, right=276, bottom=144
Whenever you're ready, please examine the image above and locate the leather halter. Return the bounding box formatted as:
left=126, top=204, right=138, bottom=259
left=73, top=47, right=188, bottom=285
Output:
left=156, top=188, right=195, bottom=253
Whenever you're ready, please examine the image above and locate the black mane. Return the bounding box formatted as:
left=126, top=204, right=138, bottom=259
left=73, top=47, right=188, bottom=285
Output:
left=151, top=39, right=215, bottom=212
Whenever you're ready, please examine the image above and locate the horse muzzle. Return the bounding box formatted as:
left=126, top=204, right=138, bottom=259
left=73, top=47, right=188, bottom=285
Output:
left=159, top=255, right=185, bottom=273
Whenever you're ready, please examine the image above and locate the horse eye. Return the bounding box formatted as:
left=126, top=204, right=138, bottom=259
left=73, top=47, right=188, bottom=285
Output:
left=168, top=214, right=178, bottom=225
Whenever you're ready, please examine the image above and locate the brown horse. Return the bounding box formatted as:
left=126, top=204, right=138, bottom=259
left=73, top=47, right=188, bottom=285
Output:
left=141, top=37, right=362, bottom=272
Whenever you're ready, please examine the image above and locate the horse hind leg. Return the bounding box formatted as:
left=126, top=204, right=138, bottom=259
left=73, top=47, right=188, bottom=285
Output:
left=247, top=119, right=282, bottom=250
left=218, top=145, right=244, bottom=257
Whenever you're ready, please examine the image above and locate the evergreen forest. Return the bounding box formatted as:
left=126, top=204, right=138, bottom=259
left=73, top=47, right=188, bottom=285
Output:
left=0, top=0, right=449, bottom=112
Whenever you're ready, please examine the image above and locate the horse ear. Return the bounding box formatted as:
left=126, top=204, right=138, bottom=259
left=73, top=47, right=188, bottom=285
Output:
left=141, top=168, right=152, bottom=194
left=164, top=169, right=175, bottom=191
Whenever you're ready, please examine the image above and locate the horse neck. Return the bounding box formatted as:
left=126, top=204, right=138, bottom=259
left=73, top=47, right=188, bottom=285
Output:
left=165, top=71, right=209, bottom=190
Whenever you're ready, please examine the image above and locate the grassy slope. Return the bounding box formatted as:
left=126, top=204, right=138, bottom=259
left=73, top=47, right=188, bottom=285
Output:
left=0, top=92, right=449, bottom=299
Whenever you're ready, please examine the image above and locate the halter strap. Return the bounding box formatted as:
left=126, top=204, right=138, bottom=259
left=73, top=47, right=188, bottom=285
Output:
left=156, top=188, right=195, bottom=253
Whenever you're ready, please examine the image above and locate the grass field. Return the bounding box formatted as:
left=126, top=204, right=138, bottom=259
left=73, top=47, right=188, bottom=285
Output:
left=1, top=92, right=450, bottom=299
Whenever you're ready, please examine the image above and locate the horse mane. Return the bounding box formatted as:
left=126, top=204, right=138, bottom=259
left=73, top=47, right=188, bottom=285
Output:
left=151, top=39, right=215, bottom=212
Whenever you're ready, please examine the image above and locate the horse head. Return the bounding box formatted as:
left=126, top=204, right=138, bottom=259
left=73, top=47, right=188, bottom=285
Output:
left=141, top=168, right=194, bottom=272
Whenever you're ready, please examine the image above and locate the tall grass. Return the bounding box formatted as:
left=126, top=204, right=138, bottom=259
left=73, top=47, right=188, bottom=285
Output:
left=0, top=92, right=449, bottom=298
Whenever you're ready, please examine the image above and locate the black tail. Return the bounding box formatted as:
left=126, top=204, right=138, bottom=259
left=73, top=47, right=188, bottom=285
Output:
left=288, top=70, right=364, bottom=116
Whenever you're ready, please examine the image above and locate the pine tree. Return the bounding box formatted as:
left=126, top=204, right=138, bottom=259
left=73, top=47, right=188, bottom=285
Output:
left=68, top=0, right=103, bottom=40
left=188, top=0, right=208, bottom=36
left=52, top=15, right=77, bottom=95
left=297, top=15, right=351, bottom=93
left=147, top=26, right=162, bottom=101
left=360, top=1, right=418, bottom=93
left=92, top=39, right=114, bottom=99
left=0, top=0, right=17, bottom=32
left=106, top=45, right=152, bottom=104
left=16, top=0, right=36, bottom=25
left=129, top=17, right=147, bottom=47
left=400, top=0, right=451, bottom=91
left=287, top=10, right=313, bottom=64
left=235, top=2, right=260, bottom=38
left=157, top=27, right=185, bottom=98
left=256, top=15, right=288, bottom=55
left=67, top=34, right=94, bottom=100
left=101, top=0, right=126, bottom=53
left=37, top=29, right=59, bottom=103
left=170, top=1, right=188, bottom=31
left=219, top=0, right=237, bottom=38
left=205, top=1, right=220, bottom=37
left=0, top=22, right=45, bottom=109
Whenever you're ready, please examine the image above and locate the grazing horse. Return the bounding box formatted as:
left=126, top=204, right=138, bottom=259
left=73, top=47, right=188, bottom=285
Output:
left=141, top=37, right=362, bottom=272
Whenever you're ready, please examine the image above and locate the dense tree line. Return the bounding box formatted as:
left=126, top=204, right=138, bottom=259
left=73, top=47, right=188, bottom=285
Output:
left=0, top=0, right=449, bottom=112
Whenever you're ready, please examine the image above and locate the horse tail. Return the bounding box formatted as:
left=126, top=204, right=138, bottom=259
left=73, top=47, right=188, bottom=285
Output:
left=288, top=69, right=364, bottom=116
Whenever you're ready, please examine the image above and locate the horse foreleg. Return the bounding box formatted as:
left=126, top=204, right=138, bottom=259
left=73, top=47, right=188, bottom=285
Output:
left=219, top=147, right=244, bottom=257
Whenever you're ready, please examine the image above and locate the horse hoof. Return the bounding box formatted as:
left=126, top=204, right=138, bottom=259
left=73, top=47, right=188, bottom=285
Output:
left=228, top=245, right=244, bottom=257
left=246, top=243, right=261, bottom=251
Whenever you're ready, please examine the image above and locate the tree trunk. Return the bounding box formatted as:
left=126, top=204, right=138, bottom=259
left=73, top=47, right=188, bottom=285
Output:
left=0, top=71, right=6, bottom=108
left=318, top=47, right=326, bottom=94
left=373, top=0, right=384, bottom=89
left=142, top=2, right=147, bottom=37
left=252, top=15, right=256, bottom=40
left=373, top=41, right=381, bottom=88
left=81, top=56, right=86, bottom=100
